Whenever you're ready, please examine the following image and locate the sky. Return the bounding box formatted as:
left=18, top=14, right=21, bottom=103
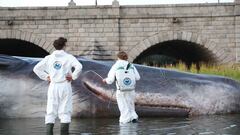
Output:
left=0, top=0, right=235, bottom=7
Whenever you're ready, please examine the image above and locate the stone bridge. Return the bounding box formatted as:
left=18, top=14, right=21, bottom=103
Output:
left=1, top=0, right=240, bottom=64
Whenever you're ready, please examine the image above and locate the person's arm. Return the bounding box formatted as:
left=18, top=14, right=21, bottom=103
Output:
left=104, top=64, right=117, bottom=84
left=133, top=65, right=140, bottom=81
left=33, top=56, right=49, bottom=81
left=70, top=56, right=83, bottom=80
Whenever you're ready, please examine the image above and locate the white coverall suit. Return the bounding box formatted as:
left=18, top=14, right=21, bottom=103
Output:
left=33, top=50, right=82, bottom=124
left=105, top=60, right=140, bottom=123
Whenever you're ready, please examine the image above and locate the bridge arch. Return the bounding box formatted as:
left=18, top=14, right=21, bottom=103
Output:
left=127, top=31, right=233, bottom=64
left=0, top=30, right=55, bottom=57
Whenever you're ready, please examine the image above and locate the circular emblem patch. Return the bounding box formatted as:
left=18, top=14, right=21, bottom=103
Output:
left=53, top=61, right=62, bottom=70
left=123, top=77, right=132, bottom=86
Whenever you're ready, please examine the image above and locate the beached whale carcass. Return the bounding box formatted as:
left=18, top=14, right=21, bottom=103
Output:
left=0, top=55, right=240, bottom=118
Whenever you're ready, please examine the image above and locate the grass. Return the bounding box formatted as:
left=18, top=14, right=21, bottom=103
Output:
left=164, top=63, right=240, bottom=82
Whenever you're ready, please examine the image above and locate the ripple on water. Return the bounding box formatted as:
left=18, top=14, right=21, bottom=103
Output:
left=0, top=115, right=239, bottom=135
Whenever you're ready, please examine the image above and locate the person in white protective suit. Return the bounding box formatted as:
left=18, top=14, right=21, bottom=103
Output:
left=103, top=51, right=140, bottom=124
left=33, top=37, right=82, bottom=135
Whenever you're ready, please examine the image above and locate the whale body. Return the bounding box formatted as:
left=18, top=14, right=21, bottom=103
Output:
left=0, top=55, right=240, bottom=118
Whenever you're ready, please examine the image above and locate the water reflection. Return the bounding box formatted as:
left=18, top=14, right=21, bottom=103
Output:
left=0, top=115, right=239, bottom=135
left=119, top=123, right=138, bottom=135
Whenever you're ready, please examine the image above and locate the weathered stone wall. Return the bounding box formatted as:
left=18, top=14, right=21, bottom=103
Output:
left=0, top=2, right=239, bottom=63
left=120, top=4, right=236, bottom=62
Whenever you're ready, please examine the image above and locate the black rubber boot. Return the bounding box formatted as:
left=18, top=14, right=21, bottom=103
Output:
left=60, top=123, right=69, bottom=135
left=131, top=119, right=138, bottom=123
left=46, top=123, right=54, bottom=135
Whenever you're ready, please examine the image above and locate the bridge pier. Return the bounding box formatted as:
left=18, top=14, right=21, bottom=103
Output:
left=235, top=0, right=240, bottom=62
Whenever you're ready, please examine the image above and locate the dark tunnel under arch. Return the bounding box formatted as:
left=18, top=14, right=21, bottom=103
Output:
left=133, top=40, right=217, bottom=68
left=0, top=39, right=49, bottom=57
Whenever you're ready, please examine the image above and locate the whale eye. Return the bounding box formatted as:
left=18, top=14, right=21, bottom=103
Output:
left=125, top=71, right=128, bottom=73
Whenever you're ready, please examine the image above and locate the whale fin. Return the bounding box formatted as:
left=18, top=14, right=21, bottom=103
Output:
left=81, top=70, right=116, bottom=101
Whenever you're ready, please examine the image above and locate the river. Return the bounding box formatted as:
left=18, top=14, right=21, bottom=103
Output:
left=0, top=114, right=240, bottom=135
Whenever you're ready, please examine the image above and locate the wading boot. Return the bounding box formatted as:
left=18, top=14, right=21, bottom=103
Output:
left=46, top=123, right=54, bottom=135
left=60, top=123, right=69, bottom=135
left=131, top=119, right=138, bottom=123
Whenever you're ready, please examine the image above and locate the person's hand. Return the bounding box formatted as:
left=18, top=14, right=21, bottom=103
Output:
left=47, top=76, right=51, bottom=83
left=102, top=79, right=106, bottom=84
left=66, top=74, right=73, bottom=82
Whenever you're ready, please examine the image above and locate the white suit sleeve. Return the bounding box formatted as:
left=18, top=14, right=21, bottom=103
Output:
left=133, top=66, right=140, bottom=81
left=33, top=56, right=49, bottom=81
left=105, top=64, right=117, bottom=84
left=71, top=56, right=82, bottom=80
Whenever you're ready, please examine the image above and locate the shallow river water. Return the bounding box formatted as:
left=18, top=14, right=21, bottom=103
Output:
left=0, top=114, right=240, bottom=135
